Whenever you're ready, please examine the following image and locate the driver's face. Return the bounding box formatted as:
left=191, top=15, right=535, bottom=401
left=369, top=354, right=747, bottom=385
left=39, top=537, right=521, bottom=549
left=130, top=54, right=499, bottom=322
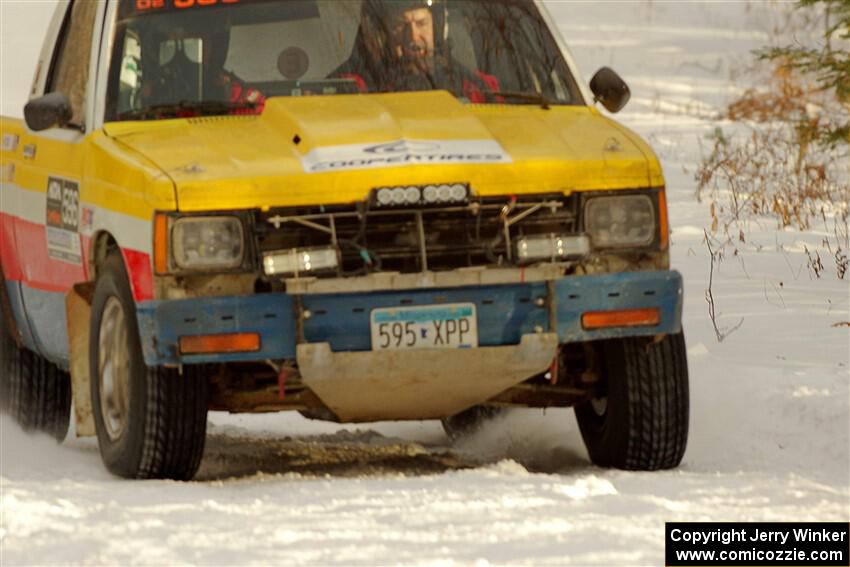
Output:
left=390, top=8, right=435, bottom=62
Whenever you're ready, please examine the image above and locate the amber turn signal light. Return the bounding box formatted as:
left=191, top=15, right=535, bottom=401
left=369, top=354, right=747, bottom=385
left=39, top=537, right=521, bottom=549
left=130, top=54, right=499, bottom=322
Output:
left=582, top=308, right=660, bottom=330
left=179, top=333, right=261, bottom=355
left=153, top=213, right=169, bottom=274
left=658, top=190, right=669, bottom=250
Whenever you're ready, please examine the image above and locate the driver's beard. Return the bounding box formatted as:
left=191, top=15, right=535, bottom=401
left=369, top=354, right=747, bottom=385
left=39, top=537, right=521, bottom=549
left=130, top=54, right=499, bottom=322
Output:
left=395, top=66, right=435, bottom=91
left=399, top=53, right=435, bottom=80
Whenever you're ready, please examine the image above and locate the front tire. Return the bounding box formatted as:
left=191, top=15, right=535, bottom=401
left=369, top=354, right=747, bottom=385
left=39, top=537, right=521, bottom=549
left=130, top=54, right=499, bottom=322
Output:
left=575, top=333, right=689, bottom=470
left=90, top=252, right=208, bottom=480
left=0, top=290, right=71, bottom=441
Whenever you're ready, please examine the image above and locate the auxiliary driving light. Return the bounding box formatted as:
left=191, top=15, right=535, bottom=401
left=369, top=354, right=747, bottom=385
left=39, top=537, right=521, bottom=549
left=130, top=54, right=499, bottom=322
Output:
left=263, top=247, right=339, bottom=277
left=373, top=184, right=469, bottom=207
left=516, top=234, right=590, bottom=262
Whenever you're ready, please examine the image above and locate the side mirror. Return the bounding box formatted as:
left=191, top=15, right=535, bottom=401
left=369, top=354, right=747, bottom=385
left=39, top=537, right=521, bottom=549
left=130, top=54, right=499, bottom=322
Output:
left=24, top=92, right=72, bottom=131
left=589, top=67, right=631, bottom=113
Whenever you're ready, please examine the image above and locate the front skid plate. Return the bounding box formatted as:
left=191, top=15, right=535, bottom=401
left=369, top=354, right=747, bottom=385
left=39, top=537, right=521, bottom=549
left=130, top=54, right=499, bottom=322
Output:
left=297, top=333, right=558, bottom=423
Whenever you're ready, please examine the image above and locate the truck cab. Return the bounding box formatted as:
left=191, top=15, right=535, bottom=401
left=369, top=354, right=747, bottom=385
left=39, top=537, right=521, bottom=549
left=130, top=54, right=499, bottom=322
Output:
left=0, top=0, right=688, bottom=480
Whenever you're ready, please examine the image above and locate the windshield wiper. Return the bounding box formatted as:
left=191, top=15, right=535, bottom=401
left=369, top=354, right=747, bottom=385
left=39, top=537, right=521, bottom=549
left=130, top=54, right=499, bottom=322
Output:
left=118, top=100, right=258, bottom=121
left=490, top=91, right=555, bottom=110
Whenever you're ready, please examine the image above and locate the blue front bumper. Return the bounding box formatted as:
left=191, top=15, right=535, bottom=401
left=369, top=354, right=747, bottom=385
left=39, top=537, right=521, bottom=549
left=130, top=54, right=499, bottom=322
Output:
left=136, top=270, right=683, bottom=366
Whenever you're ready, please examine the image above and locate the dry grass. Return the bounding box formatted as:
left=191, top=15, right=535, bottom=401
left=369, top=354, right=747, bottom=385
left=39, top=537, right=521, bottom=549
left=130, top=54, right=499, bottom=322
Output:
left=697, top=55, right=849, bottom=279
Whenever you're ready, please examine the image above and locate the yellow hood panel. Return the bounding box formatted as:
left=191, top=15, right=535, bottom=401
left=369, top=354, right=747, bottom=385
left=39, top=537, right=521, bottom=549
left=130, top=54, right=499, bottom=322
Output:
left=103, top=91, right=662, bottom=212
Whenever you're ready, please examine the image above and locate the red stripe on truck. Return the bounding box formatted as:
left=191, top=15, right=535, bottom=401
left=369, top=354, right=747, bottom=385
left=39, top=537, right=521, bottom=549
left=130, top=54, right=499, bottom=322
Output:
left=0, top=211, right=154, bottom=301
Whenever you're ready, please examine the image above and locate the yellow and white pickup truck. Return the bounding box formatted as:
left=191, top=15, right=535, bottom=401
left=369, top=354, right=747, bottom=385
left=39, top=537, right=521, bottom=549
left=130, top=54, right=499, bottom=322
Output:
left=1, top=0, right=688, bottom=480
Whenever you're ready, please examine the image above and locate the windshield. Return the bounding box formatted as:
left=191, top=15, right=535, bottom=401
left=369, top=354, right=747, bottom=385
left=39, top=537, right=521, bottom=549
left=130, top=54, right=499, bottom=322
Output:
left=105, top=0, right=583, bottom=121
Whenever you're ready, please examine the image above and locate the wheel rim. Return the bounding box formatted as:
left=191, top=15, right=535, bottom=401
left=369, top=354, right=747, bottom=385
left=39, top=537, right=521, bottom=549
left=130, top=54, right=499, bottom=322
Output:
left=98, top=296, right=131, bottom=441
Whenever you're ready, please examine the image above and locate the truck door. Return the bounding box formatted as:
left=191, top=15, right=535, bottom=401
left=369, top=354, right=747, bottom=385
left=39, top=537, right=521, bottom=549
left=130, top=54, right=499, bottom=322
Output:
left=12, top=0, right=103, bottom=363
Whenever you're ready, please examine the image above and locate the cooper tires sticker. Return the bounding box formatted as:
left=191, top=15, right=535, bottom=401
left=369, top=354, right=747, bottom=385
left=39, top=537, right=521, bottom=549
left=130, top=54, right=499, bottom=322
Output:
left=300, top=139, right=512, bottom=173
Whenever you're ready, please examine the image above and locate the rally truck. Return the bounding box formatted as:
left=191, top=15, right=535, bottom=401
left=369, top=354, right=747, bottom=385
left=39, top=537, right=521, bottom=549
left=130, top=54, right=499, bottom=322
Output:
left=0, top=0, right=688, bottom=480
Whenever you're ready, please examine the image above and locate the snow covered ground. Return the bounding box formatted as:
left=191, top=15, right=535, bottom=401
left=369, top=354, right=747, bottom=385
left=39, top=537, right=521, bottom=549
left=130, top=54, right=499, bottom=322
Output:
left=1, top=1, right=848, bottom=565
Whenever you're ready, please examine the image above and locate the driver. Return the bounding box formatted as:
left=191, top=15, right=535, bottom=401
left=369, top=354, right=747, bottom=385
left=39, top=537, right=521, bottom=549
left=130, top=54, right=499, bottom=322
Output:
left=390, top=0, right=438, bottom=80
left=333, top=0, right=499, bottom=101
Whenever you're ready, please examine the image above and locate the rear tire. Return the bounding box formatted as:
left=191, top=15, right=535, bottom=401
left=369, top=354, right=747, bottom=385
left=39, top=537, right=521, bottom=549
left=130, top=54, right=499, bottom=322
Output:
left=0, top=289, right=71, bottom=441
left=575, top=333, right=689, bottom=470
left=441, top=405, right=504, bottom=441
left=90, top=252, right=208, bottom=480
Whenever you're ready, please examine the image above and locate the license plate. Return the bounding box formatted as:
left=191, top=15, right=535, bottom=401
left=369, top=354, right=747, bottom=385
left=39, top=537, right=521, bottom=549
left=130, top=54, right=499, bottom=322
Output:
left=370, top=303, right=478, bottom=351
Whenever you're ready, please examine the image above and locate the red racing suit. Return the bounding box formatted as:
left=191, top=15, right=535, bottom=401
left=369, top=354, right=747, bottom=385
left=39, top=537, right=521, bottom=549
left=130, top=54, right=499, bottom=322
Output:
left=219, top=71, right=266, bottom=114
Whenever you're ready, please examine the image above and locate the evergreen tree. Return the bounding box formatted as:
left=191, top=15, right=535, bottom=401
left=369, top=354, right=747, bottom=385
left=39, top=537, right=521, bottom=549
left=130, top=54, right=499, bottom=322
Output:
left=758, top=0, right=849, bottom=147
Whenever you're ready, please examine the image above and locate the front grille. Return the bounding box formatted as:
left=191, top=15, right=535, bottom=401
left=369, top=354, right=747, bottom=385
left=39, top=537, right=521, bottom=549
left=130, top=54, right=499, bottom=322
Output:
left=255, top=194, right=579, bottom=276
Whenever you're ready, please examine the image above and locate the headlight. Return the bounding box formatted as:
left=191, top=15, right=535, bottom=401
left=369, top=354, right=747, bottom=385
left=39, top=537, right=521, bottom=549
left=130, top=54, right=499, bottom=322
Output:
left=584, top=195, right=655, bottom=248
left=172, top=216, right=244, bottom=270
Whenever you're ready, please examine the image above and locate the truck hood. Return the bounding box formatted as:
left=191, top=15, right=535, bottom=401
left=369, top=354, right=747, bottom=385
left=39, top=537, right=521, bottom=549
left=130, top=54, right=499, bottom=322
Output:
left=103, top=91, right=662, bottom=212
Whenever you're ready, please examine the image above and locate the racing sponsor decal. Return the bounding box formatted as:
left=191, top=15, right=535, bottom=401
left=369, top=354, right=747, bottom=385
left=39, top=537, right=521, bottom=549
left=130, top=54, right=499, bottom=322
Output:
left=45, top=176, right=82, bottom=264
left=300, top=139, right=512, bottom=173
left=1, top=133, right=19, bottom=152
left=0, top=163, right=14, bottom=182
left=80, top=206, right=95, bottom=235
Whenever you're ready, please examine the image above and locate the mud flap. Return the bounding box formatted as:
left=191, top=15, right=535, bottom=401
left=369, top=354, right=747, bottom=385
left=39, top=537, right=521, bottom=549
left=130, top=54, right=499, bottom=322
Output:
left=66, top=283, right=95, bottom=437
left=297, top=333, right=559, bottom=423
